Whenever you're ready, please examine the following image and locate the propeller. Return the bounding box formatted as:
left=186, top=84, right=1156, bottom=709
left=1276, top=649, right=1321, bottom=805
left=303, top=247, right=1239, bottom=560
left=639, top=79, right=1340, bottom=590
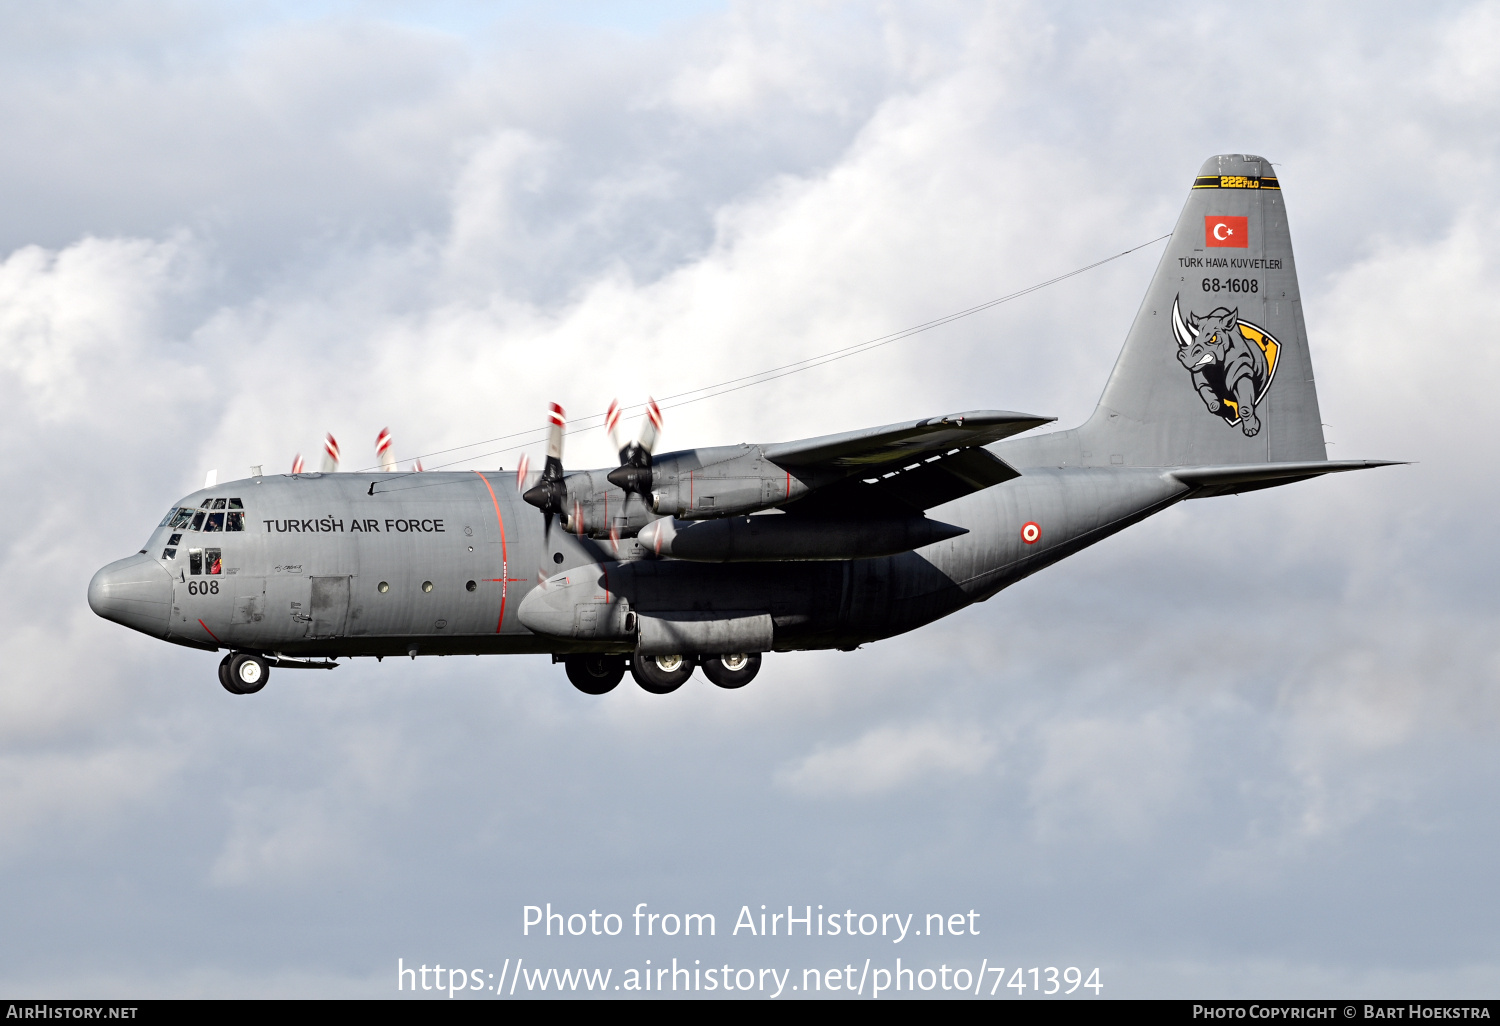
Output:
left=521, top=402, right=568, bottom=539
left=376, top=427, right=396, bottom=472
left=320, top=434, right=340, bottom=473
left=291, top=454, right=305, bottom=475
left=605, top=398, right=662, bottom=504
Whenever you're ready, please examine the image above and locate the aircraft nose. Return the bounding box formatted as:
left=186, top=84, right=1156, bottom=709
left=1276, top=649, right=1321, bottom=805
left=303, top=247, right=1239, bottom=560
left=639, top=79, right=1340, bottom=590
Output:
left=88, top=553, right=173, bottom=638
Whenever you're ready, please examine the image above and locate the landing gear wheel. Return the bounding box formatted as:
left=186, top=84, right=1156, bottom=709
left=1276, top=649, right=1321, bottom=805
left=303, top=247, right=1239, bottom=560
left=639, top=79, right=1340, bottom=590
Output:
left=565, top=654, right=625, bottom=695
left=228, top=653, right=269, bottom=694
left=631, top=653, right=693, bottom=694
left=218, top=654, right=238, bottom=694
left=700, top=652, right=761, bottom=689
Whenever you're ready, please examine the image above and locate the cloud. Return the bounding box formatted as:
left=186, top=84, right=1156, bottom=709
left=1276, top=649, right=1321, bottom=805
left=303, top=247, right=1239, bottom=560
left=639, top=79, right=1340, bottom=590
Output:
left=777, top=722, right=995, bottom=797
left=1027, top=713, right=1193, bottom=841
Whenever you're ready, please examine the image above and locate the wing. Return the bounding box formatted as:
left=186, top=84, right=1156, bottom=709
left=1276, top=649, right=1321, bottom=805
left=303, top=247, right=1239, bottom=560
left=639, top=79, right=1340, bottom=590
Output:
left=762, top=410, right=1053, bottom=467
left=765, top=410, right=1052, bottom=515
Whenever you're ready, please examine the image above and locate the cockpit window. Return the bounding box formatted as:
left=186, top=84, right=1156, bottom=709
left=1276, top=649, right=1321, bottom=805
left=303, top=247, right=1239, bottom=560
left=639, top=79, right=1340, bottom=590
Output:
left=189, top=549, right=202, bottom=575
left=161, top=547, right=177, bottom=560
left=159, top=509, right=175, bottom=527
left=205, top=548, right=222, bottom=575
left=226, top=511, right=245, bottom=531
left=168, top=508, right=194, bottom=530
left=190, top=511, right=205, bottom=531
left=203, top=512, right=225, bottom=532
left=168, top=533, right=182, bottom=545
left=210, top=498, right=227, bottom=510
left=228, top=498, right=244, bottom=510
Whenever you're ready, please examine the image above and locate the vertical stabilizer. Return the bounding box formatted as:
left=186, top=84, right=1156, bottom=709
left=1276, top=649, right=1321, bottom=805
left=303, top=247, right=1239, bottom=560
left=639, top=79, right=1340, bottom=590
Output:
left=1075, top=154, right=1326, bottom=467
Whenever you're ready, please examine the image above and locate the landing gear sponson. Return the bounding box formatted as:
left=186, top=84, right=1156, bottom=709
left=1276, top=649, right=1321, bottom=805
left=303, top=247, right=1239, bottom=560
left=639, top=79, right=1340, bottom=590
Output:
left=561, top=652, right=762, bottom=695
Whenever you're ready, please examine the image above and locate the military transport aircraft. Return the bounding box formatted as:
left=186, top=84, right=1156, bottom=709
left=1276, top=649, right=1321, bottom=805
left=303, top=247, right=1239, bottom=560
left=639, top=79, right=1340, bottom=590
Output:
left=89, top=154, right=1396, bottom=696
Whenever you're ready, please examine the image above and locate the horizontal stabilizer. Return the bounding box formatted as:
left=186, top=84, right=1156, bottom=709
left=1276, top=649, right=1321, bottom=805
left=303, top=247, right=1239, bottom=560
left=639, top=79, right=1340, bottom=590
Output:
left=764, top=410, right=1052, bottom=468
left=1171, top=459, right=1405, bottom=498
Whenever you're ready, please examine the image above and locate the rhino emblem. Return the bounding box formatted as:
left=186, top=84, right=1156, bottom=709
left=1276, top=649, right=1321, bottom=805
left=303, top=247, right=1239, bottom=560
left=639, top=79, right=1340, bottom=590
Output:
left=1171, top=295, right=1280, bottom=437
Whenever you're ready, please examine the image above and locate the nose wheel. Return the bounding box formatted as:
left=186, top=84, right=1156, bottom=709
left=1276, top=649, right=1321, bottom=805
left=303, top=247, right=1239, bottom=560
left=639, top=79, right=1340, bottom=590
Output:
left=220, top=653, right=270, bottom=694
left=631, top=653, right=693, bottom=694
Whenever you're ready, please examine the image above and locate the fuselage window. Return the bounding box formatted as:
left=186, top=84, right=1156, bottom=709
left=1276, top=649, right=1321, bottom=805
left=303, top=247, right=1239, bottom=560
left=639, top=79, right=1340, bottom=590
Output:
left=189, top=549, right=203, bottom=575
left=190, top=511, right=205, bottom=531
left=226, top=511, right=245, bottom=531
left=203, top=512, right=225, bottom=532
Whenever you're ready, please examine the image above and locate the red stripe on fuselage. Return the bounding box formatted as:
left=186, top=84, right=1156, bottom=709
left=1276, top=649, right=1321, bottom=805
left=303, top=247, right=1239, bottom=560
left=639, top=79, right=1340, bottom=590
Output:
left=472, top=471, right=509, bottom=633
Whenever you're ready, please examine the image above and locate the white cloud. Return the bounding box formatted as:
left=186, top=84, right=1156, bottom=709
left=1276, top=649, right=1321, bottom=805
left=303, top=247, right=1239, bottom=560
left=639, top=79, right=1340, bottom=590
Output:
left=1027, top=713, right=1193, bottom=840
left=777, top=722, right=995, bottom=796
left=0, top=745, right=182, bottom=858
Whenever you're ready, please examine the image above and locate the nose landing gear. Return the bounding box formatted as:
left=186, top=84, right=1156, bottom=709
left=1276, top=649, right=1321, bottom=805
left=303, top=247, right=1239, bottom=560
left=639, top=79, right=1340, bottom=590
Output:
left=219, top=652, right=270, bottom=694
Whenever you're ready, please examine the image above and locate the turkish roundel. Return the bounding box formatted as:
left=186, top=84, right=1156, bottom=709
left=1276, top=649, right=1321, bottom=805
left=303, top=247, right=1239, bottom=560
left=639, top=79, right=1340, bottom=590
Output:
left=1205, top=215, right=1248, bottom=248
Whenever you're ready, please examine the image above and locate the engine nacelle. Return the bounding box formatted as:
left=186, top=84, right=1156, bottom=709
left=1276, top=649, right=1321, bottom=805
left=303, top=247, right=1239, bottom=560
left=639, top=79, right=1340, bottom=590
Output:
left=556, top=469, right=660, bottom=540
left=648, top=445, right=825, bottom=519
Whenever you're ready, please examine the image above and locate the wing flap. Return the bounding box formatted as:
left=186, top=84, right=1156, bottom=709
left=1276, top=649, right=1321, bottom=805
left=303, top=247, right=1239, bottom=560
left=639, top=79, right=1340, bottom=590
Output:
left=763, top=410, right=1052, bottom=468
left=787, top=447, right=1020, bottom=515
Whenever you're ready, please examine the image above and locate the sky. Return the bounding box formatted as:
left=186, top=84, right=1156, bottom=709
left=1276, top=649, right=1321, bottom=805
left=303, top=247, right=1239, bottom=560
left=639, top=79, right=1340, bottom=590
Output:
left=2, top=0, right=1498, bottom=999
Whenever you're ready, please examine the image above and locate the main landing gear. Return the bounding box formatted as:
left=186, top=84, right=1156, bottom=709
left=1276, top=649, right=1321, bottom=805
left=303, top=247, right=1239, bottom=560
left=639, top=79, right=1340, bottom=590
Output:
left=564, top=654, right=626, bottom=695
left=699, top=652, right=761, bottom=689
left=219, top=652, right=270, bottom=695
left=562, top=653, right=763, bottom=695
left=632, top=654, right=694, bottom=694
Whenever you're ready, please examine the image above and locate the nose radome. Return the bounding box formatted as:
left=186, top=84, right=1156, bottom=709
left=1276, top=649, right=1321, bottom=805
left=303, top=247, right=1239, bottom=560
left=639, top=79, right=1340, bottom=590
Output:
left=89, top=554, right=173, bottom=638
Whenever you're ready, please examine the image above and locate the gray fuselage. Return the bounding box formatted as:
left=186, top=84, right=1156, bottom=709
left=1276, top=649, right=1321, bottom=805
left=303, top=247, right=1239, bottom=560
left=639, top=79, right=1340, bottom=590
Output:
left=91, top=443, right=1190, bottom=659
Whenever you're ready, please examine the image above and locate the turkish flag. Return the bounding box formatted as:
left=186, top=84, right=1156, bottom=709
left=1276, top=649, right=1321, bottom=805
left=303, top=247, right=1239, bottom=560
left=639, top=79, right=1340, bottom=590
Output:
left=1205, top=215, right=1248, bottom=248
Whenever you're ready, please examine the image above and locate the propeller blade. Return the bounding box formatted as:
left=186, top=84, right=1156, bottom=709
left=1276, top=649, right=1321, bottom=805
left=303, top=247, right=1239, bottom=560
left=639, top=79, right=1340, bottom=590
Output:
left=606, top=397, right=660, bottom=499
left=522, top=403, right=569, bottom=540
left=545, top=402, right=565, bottom=464
left=515, top=452, right=531, bottom=491
left=413, top=459, right=425, bottom=472
left=320, top=434, right=340, bottom=473
left=606, top=399, right=626, bottom=458
left=376, top=427, right=396, bottom=472
left=291, top=454, right=305, bottom=475
left=638, top=397, right=662, bottom=456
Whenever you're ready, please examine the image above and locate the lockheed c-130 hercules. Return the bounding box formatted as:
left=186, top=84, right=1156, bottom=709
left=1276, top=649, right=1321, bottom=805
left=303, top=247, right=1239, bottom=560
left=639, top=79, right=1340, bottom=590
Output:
left=89, top=154, right=1397, bottom=696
